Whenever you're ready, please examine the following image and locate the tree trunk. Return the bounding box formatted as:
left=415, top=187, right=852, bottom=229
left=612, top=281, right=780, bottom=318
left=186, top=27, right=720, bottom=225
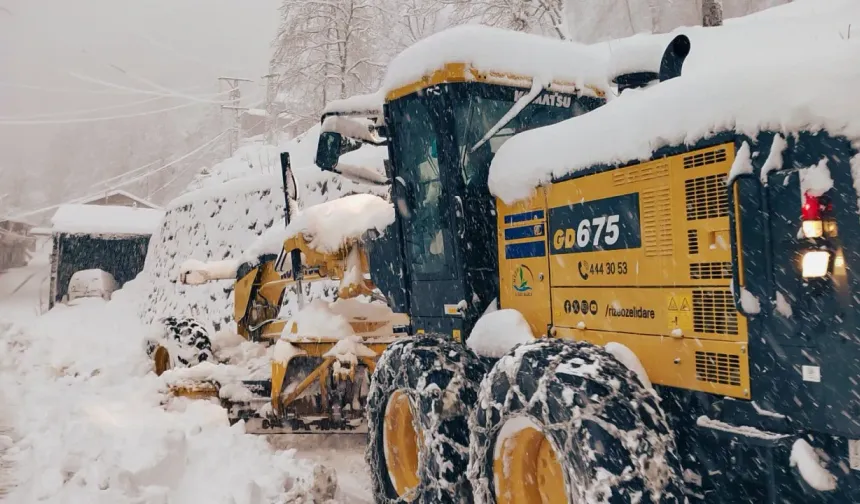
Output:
left=702, top=0, right=723, bottom=27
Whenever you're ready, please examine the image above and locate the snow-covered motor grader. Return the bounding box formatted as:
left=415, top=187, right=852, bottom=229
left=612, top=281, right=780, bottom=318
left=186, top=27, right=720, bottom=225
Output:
left=146, top=151, right=409, bottom=432
left=309, top=23, right=860, bottom=504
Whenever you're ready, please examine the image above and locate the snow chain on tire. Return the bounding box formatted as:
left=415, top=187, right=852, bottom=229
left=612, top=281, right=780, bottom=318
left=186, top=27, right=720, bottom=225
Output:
left=366, top=335, right=488, bottom=503
left=468, top=339, right=686, bottom=503
left=145, top=316, right=214, bottom=372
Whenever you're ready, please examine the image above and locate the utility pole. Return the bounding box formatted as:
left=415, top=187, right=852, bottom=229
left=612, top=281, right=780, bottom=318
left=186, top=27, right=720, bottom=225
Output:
left=218, top=76, right=253, bottom=156
left=262, top=71, right=280, bottom=145
left=702, top=0, right=723, bottom=27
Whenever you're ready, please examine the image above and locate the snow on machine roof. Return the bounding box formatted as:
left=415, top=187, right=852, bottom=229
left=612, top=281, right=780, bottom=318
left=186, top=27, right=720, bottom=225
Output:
left=381, top=25, right=612, bottom=101
left=489, top=31, right=860, bottom=203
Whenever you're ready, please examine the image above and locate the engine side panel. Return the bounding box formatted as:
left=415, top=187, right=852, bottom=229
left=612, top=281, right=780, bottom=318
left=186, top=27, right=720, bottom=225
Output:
left=524, top=143, right=749, bottom=398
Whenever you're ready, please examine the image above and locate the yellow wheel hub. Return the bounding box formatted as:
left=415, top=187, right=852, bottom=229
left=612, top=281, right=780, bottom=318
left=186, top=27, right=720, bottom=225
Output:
left=383, top=390, right=423, bottom=499
left=494, top=424, right=567, bottom=504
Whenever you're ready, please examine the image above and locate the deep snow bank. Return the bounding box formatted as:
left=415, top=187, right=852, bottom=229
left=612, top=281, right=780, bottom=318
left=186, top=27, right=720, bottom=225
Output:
left=0, top=285, right=313, bottom=504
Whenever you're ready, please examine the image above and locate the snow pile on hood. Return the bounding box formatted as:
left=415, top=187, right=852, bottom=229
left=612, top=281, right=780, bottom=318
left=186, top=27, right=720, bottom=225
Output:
left=245, top=193, right=395, bottom=260
left=596, top=0, right=860, bottom=83
left=279, top=299, right=355, bottom=341
left=489, top=40, right=860, bottom=203
left=467, top=309, right=535, bottom=358
left=0, top=289, right=312, bottom=504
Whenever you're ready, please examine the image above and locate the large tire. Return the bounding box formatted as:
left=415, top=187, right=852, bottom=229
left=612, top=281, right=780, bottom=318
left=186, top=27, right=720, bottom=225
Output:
left=145, top=316, right=214, bottom=375
left=468, top=339, right=685, bottom=504
left=366, top=336, right=488, bottom=503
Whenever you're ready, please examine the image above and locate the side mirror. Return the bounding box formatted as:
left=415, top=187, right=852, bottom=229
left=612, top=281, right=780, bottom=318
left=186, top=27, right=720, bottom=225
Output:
left=315, top=131, right=343, bottom=171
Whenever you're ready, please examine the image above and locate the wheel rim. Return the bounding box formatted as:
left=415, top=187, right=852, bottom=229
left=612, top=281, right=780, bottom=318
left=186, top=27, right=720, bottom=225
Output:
left=383, top=389, right=422, bottom=500
left=154, top=346, right=170, bottom=376
left=493, top=423, right=567, bottom=504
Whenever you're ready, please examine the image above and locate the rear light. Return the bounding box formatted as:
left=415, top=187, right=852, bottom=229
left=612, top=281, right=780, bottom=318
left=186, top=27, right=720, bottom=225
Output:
left=801, top=192, right=830, bottom=239
left=802, top=251, right=830, bottom=278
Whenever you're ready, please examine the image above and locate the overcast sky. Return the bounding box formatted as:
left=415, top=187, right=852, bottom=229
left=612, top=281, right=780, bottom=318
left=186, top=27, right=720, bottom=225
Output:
left=0, top=0, right=281, bottom=179
left=0, top=0, right=280, bottom=111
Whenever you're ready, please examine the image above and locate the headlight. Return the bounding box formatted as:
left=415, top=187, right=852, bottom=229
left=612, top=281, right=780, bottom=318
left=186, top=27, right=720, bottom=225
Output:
left=802, top=220, right=823, bottom=239
left=802, top=251, right=830, bottom=278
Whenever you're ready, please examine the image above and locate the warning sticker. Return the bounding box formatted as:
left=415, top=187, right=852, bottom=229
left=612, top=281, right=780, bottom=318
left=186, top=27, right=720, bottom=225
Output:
left=667, top=294, right=693, bottom=331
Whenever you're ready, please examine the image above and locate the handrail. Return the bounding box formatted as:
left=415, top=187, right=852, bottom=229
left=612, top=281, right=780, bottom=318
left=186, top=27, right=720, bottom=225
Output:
left=727, top=172, right=757, bottom=316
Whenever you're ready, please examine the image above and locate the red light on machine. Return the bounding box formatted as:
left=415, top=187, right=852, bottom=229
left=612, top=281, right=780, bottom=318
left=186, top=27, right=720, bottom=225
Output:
left=802, top=193, right=822, bottom=221
left=801, top=192, right=829, bottom=239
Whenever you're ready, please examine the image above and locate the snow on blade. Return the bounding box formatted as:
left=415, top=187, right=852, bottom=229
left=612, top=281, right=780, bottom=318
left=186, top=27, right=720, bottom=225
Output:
left=727, top=141, right=754, bottom=185
left=799, top=158, right=834, bottom=197
left=488, top=42, right=860, bottom=204
left=760, top=134, right=787, bottom=184
left=243, top=193, right=394, bottom=260
left=280, top=299, right=355, bottom=341
left=381, top=25, right=610, bottom=97
left=467, top=309, right=535, bottom=359
left=50, top=204, right=164, bottom=236
left=604, top=342, right=652, bottom=390
left=790, top=438, right=837, bottom=492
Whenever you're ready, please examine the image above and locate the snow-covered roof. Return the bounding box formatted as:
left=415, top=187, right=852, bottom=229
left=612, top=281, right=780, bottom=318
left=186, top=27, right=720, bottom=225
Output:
left=323, top=91, right=384, bottom=116
left=78, top=189, right=160, bottom=209
left=489, top=33, right=860, bottom=203
left=51, top=204, right=164, bottom=236
left=381, top=25, right=611, bottom=99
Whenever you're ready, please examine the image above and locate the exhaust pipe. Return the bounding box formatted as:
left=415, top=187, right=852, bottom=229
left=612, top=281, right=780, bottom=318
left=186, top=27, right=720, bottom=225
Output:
left=659, top=35, right=691, bottom=82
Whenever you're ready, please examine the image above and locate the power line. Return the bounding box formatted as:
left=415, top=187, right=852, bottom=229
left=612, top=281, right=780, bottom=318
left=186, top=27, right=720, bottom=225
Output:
left=5, top=129, right=230, bottom=221
left=71, top=72, right=237, bottom=105
left=0, top=95, right=168, bottom=120
left=0, top=99, right=208, bottom=126
left=0, top=82, right=136, bottom=95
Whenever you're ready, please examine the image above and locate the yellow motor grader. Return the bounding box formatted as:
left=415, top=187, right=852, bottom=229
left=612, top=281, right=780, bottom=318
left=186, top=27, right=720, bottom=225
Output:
left=149, top=149, right=409, bottom=433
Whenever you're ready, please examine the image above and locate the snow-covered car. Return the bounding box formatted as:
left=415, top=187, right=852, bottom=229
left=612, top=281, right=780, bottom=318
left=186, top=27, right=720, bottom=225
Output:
left=66, top=269, right=117, bottom=302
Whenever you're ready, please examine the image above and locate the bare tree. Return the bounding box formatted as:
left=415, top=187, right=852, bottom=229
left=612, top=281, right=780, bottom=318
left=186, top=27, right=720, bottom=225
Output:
left=378, top=0, right=447, bottom=48
left=446, top=0, right=570, bottom=40
left=272, top=0, right=383, bottom=129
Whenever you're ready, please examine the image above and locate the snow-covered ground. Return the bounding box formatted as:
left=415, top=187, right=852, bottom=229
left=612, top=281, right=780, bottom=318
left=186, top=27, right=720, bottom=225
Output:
left=0, top=245, right=371, bottom=503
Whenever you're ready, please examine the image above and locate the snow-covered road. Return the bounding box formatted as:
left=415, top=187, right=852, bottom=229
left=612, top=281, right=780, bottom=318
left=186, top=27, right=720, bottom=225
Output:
left=0, top=254, right=372, bottom=503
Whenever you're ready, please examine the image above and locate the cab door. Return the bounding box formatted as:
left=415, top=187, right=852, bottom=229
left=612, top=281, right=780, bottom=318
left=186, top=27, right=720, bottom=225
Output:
left=388, top=91, right=465, bottom=337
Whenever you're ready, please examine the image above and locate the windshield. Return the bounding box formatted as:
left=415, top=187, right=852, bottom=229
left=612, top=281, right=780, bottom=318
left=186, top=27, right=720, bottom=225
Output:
left=455, top=93, right=583, bottom=188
